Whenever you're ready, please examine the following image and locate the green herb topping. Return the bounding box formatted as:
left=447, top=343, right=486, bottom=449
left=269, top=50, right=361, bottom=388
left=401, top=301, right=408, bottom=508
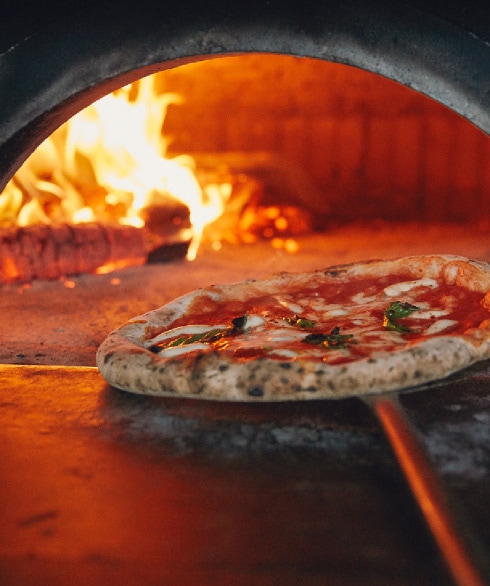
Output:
left=283, top=314, right=316, bottom=328
left=383, top=301, right=420, bottom=333
left=231, top=313, right=248, bottom=332
left=302, top=326, right=356, bottom=349
left=150, top=314, right=248, bottom=353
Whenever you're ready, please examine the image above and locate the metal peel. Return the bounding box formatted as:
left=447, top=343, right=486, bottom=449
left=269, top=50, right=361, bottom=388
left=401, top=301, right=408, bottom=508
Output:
left=364, top=393, right=488, bottom=586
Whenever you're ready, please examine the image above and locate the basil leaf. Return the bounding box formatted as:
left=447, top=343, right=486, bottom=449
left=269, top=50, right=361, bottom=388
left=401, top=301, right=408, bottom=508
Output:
left=150, top=328, right=227, bottom=352
left=151, top=314, right=250, bottom=353
left=383, top=301, right=420, bottom=333
left=231, top=313, right=248, bottom=332
left=283, top=315, right=316, bottom=328
left=302, top=326, right=355, bottom=349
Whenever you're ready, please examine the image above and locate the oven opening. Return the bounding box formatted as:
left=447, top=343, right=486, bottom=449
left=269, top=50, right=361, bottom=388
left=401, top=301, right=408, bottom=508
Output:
left=1, top=53, right=489, bottom=366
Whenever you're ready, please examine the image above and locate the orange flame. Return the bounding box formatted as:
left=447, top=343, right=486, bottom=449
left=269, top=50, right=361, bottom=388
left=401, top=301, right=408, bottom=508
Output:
left=0, top=76, right=232, bottom=260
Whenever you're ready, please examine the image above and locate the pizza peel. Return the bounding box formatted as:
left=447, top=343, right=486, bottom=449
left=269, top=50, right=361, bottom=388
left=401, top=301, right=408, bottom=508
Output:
left=362, top=390, right=488, bottom=586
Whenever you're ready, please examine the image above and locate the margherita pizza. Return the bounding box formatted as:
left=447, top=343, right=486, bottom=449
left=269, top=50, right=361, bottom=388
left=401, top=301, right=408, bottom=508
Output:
left=96, top=255, right=490, bottom=401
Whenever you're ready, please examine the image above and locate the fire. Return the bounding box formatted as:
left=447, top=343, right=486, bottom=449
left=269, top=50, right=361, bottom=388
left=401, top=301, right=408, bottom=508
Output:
left=0, top=73, right=310, bottom=286
left=0, top=76, right=232, bottom=260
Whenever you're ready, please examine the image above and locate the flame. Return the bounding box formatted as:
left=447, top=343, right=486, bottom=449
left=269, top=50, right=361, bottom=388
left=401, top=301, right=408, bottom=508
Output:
left=0, top=76, right=232, bottom=260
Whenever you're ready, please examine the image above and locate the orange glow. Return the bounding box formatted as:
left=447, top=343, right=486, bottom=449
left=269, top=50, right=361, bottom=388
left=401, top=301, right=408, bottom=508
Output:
left=0, top=70, right=313, bottom=280
left=0, top=76, right=233, bottom=261
left=0, top=257, right=21, bottom=282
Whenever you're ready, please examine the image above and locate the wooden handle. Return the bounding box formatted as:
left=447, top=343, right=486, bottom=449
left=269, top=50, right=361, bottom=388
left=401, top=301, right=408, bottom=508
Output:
left=372, top=395, right=487, bottom=586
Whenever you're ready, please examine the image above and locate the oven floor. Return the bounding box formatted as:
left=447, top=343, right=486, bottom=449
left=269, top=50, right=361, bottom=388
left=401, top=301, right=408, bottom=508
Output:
left=1, top=364, right=489, bottom=585
left=2, top=222, right=490, bottom=584
left=2, top=222, right=490, bottom=367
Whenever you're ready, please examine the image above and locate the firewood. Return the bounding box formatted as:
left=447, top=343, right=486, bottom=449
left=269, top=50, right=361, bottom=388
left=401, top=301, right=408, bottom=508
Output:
left=0, top=223, right=150, bottom=284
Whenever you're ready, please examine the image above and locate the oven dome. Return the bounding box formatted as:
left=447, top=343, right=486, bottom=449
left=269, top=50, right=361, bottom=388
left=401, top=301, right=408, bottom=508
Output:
left=0, top=0, right=489, bottom=192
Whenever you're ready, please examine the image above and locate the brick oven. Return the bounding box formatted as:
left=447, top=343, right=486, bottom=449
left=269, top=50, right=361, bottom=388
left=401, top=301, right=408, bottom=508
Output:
left=1, top=1, right=490, bottom=584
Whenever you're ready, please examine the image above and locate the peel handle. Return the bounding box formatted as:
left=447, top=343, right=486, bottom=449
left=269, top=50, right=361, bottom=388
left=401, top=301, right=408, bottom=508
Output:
left=371, top=395, right=487, bottom=586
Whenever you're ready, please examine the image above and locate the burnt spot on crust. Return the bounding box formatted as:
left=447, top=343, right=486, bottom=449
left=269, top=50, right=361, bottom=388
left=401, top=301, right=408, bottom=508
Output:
left=219, top=364, right=229, bottom=372
left=248, top=386, right=264, bottom=397
left=280, top=363, right=292, bottom=369
left=103, top=352, right=114, bottom=364
left=303, top=386, right=318, bottom=393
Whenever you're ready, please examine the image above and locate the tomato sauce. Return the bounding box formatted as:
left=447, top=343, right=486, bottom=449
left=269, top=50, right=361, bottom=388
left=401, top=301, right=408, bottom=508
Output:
left=152, top=273, right=490, bottom=364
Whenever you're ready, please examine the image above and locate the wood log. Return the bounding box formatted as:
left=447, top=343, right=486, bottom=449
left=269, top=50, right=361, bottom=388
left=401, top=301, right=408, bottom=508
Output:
left=0, top=223, right=150, bottom=284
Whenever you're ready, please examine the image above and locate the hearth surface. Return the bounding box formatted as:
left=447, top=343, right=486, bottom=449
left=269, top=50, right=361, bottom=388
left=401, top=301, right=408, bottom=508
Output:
left=2, top=222, right=490, bottom=585
left=0, top=363, right=489, bottom=585
left=3, top=222, right=490, bottom=366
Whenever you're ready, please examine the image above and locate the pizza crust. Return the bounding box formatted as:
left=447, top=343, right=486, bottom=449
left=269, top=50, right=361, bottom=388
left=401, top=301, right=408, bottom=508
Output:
left=96, top=255, right=490, bottom=401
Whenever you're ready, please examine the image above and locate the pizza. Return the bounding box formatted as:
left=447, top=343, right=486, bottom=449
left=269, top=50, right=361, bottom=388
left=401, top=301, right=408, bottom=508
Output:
left=96, top=255, right=490, bottom=401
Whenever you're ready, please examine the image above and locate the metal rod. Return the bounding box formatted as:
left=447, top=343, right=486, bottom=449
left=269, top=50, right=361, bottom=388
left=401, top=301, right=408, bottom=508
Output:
left=371, top=394, right=486, bottom=586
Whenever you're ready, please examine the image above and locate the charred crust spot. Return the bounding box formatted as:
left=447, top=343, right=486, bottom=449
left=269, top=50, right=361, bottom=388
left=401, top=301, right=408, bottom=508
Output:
left=368, top=358, right=377, bottom=363
left=248, top=386, right=264, bottom=397
left=219, top=364, right=229, bottom=372
left=103, top=352, right=114, bottom=364
left=280, top=377, right=290, bottom=385
left=280, top=363, right=292, bottom=369
left=304, top=386, right=317, bottom=393
left=414, top=370, right=422, bottom=378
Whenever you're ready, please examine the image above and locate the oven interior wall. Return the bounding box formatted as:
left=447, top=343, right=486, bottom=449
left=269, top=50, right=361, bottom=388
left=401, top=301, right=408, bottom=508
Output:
left=2, top=55, right=490, bottom=367
left=160, top=55, right=490, bottom=225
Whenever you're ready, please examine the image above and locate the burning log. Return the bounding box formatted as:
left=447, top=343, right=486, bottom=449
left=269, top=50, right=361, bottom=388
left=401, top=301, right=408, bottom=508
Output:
left=0, top=223, right=149, bottom=284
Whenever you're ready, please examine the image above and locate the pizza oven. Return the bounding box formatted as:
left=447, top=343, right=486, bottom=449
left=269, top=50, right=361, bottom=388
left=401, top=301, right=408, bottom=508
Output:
left=1, top=1, right=490, bottom=584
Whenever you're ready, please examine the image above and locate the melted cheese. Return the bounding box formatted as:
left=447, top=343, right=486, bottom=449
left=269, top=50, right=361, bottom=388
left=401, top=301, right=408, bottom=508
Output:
left=158, top=343, right=210, bottom=358
left=383, top=278, right=439, bottom=297
left=276, top=298, right=303, bottom=314
left=146, top=273, right=488, bottom=363
left=424, top=319, right=458, bottom=335
left=243, top=314, right=266, bottom=330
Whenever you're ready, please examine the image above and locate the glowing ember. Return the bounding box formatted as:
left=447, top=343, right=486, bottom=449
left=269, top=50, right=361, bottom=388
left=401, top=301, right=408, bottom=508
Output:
left=0, top=76, right=232, bottom=260
left=0, top=74, right=312, bottom=285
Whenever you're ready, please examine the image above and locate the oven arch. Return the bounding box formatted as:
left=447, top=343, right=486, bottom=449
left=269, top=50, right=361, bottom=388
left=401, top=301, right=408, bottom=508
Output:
left=0, top=0, right=489, bottom=192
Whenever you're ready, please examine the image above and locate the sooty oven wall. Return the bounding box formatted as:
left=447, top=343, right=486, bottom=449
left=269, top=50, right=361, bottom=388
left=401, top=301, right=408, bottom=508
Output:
left=0, top=0, right=489, bottom=211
